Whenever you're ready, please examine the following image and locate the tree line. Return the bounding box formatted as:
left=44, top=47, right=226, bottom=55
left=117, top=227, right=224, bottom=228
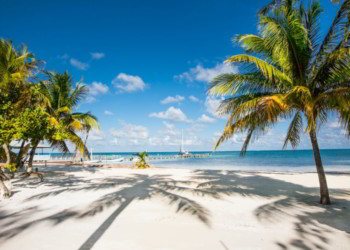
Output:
left=0, top=40, right=99, bottom=197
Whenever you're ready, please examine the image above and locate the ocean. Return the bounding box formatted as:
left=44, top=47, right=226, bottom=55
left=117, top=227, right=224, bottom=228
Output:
left=51, top=149, right=350, bottom=172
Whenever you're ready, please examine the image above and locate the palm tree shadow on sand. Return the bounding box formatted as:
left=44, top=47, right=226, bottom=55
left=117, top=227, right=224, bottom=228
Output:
left=0, top=172, right=213, bottom=250
left=191, top=170, right=350, bottom=250
left=0, top=169, right=349, bottom=250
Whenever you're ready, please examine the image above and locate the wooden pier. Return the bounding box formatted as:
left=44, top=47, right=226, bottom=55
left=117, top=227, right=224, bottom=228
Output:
left=146, top=153, right=211, bottom=162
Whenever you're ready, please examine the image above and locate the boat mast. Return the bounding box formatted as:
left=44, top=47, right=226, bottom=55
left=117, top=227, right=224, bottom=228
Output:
left=181, top=129, right=184, bottom=153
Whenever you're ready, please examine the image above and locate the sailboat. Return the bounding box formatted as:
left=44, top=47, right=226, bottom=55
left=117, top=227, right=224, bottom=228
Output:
left=179, top=129, right=191, bottom=156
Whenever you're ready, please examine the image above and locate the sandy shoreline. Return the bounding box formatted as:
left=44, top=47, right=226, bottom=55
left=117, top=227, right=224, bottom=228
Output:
left=0, top=164, right=350, bottom=250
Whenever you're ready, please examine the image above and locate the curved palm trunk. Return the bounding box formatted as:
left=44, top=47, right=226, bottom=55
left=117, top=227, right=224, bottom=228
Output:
left=0, top=178, right=10, bottom=198
left=84, top=131, right=90, bottom=160
left=28, top=141, right=39, bottom=173
left=0, top=144, right=11, bottom=198
left=309, top=128, right=330, bottom=205
left=2, top=144, right=11, bottom=165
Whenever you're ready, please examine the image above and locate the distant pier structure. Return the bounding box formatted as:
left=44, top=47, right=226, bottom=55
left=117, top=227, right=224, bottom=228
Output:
left=146, top=153, right=211, bottom=162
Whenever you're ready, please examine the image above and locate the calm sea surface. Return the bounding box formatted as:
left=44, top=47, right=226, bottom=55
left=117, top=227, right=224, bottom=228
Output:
left=52, top=149, right=350, bottom=172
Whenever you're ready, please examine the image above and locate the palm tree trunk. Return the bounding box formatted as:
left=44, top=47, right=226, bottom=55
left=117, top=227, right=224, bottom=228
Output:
left=16, top=140, right=26, bottom=168
left=309, top=128, right=331, bottom=205
left=0, top=178, right=10, bottom=198
left=84, top=130, right=90, bottom=160
left=28, top=141, right=39, bottom=173
left=2, top=144, right=11, bottom=165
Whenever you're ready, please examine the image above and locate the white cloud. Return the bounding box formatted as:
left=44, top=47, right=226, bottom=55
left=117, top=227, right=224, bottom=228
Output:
left=89, top=82, right=109, bottom=95
left=213, top=131, right=222, bottom=137
left=70, top=58, right=89, bottom=70
left=175, top=62, right=237, bottom=83
left=158, top=129, right=180, bottom=136
left=148, top=135, right=202, bottom=147
left=110, top=138, right=119, bottom=145
left=88, top=129, right=104, bottom=141
left=112, top=73, right=147, bottom=93
left=149, top=107, right=192, bottom=123
left=189, top=96, right=200, bottom=102
left=231, top=133, right=247, bottom=144
left=185, top=123, right=206, bottom=135
left=197, top=114, right=216, bottom=123
left=205, top=96, right=224, bottom=117
left=85, top=96, right=96, bottom=103
left=328, top=122, right=341, bottom=128
left=161, top=95, right=185, bottom=104
left=90, top=52, right=105, bottom=60
left=163, top=121, right=175, bottom=129
left=104, top=110, right=114, bottom=116
left=110, top=121, right=149, bottom=139
left=128, top=139, right=140, bottom=145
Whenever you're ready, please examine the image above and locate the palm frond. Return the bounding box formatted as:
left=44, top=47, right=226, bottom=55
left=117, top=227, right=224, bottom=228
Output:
left=226, top=55, right=292, bottom=85
left=283, top=111, right=303, bottom=149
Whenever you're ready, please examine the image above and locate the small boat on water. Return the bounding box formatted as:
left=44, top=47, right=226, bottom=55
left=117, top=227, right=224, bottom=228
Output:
left=179, top=130, right=192, bottom=157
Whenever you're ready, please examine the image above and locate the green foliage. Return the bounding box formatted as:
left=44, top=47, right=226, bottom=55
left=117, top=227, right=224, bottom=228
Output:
left=3, top=163, right=18, bottom=173
left=0, top=40, right=99, bottom=164
left=45, top=72, right=99, bottom=155
left=210, top=0, right=350, bottom=154
left=135, top=152, right=150, bottom=169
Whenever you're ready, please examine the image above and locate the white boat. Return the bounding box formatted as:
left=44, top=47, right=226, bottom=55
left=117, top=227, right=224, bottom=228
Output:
left=179, top=130, right=192, bottom=156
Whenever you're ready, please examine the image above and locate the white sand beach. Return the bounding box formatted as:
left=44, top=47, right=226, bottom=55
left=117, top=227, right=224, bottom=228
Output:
left=0, top=165, right=350, bottom=250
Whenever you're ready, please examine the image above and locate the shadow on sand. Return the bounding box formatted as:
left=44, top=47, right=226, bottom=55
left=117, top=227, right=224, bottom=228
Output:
left=0, top=168, right=349, bottom=250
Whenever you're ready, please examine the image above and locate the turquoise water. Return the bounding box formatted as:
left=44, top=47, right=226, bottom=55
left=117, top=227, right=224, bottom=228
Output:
left=51, top=149, right=350, bottom=172
left=152, top=150, right=350, bottom=172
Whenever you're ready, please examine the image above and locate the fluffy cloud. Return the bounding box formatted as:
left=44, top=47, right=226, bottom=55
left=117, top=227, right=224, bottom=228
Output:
left=328, top=122, right=341, bottom=128
left=197, top=114, right=216, bottom=123
left=189, top=96, right=200, bottom=102
left=163, top=121, right=175, bottom=129
left=213, top=131, right=222, bottom=137
left=88, top=129, right=105, bottom=141
left=90, top=52, right=105, bottom=60
left=161, top=95, right=185, bottom=104
left=85, top=96, right=97, bottom=103
left=112, top=73, right=147, bottom=93
left=175, top=62, right=238, bottom=83
left=185, top=123, right=206, bottom=135
left=149, top=107, right=192, bottom=123
left=158, top=121, right=178, bottom=136
left=88, top=82, right=109, bottom=95
left=205, top=96, right=224, bottom=117
left=110, top=121, right=149, bottom=139
left=104, top=110, right=114, bottom=116
left=70, top=58, right=89, bottom=70
left=148, top=135, right=201, bottom=147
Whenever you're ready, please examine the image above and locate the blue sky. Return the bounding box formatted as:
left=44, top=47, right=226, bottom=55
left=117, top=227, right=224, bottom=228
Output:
left=1, top=0, right=349, bottom=152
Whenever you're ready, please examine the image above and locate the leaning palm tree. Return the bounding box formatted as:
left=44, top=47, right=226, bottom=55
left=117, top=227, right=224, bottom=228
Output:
left=47, top=72, right=99, bottom=154
left=210, top=0, right=350, bottom=204
left=26, top=72, right=99, bottom=170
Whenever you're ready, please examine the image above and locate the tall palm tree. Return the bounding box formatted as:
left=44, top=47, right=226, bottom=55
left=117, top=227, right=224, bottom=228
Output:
left=210, top=0, right=350, bottom=204
left=43, top=72, right=99, bottom=161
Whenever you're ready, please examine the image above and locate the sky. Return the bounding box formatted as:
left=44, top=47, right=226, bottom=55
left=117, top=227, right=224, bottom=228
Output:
left=1, top=0, right=349, bottom=152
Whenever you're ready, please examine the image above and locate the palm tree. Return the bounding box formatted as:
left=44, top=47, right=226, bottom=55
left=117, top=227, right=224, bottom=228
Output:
left=35, top=72, right=99, bottom=166
left=0, top=39, right=40, bottom=165
left=210, top=0, right=350, bottom=205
